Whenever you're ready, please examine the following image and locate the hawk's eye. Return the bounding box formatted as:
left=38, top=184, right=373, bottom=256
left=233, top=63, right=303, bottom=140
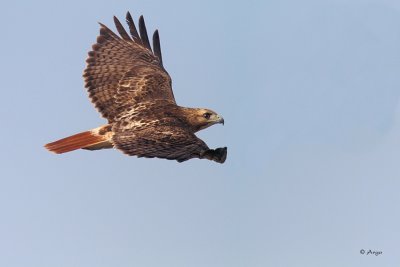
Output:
left=203, top=112, right=211, bottom=119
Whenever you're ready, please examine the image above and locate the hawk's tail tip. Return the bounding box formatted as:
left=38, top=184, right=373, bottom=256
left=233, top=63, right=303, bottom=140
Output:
left=44, top=129, right=109, bottom=154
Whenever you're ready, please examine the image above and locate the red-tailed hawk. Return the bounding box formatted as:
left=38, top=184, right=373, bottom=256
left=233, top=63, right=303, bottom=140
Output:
left=44, top=12, right=227, bottom=163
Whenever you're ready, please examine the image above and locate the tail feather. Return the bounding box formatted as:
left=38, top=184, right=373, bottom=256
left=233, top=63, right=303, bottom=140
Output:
left=45, top=128, right=111, bottom=154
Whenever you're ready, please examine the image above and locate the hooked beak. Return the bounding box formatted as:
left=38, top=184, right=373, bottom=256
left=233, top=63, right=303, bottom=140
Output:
left=217, top=116, right=224, bottom=125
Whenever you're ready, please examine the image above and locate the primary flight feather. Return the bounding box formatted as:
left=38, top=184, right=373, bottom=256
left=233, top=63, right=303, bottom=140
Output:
left=45, top=12, right=227, bottom=163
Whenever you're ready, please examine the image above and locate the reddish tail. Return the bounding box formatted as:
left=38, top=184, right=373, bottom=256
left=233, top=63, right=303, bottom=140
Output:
left=45, top=129, right=110, bottom=154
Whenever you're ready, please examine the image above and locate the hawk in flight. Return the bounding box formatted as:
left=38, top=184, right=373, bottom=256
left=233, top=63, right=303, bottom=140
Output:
left=45, top=12, right=227, bottom=163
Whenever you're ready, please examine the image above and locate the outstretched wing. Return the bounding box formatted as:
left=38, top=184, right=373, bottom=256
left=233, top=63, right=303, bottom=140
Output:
left=112, top=125, right=210, bottom=162
left=83, top=12, right=175, bottom=122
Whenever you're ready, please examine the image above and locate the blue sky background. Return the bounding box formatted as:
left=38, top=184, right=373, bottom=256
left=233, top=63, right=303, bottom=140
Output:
left=1, top=0, right=400, bottom=266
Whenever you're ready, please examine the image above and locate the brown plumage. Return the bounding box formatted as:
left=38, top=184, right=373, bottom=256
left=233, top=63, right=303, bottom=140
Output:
left=45, top=12, right=227, bottom=163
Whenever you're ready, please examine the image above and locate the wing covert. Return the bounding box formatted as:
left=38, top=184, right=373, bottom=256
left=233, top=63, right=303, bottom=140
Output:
left=112, top=125, right=210, bottom=162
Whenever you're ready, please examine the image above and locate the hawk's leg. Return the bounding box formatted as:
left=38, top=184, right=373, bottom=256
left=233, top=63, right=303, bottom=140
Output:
left=200, top=147, right=227, bottom=163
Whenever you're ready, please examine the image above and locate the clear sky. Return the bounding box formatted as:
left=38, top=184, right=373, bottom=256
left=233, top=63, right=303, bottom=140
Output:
left=1, top=0, right=400, bottom=266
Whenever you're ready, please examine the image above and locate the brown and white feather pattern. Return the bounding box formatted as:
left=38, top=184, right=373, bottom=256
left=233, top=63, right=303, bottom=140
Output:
left=112, top=125, right=210, bottom=162
left=45, top=12, right=227, bottom=164
left=83, top=12, right=175, bottom=122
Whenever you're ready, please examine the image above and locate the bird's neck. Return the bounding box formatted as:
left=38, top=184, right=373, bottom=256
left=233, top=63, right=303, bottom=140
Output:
left=175, top=106, right=206, bottom=132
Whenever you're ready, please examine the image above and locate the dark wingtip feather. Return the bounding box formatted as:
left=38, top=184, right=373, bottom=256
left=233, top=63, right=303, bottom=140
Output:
left=98, top=22, right=120, bottom=40
left=153, top=29, right=163, bottom=65
left=113, top=16, right=132, bottom=41
left=138, top=15, right=152, bottom=50
left=126, top=11, right=141, bottom=42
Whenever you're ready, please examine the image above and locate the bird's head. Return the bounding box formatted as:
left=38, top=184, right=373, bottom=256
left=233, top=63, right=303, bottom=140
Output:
left=183, top=108, right=224, bottom=132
